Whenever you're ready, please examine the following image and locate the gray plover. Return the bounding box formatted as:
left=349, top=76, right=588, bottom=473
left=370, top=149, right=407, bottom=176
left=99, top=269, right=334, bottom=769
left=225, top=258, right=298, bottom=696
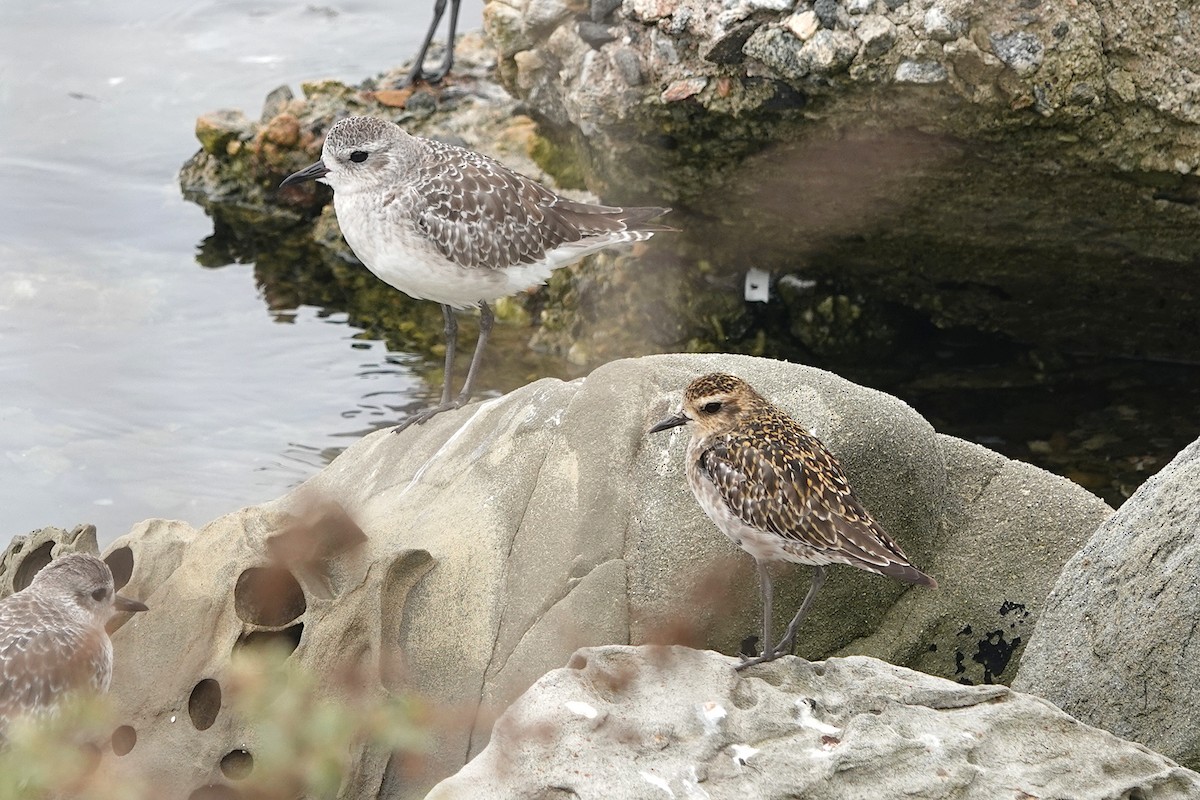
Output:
left=281, top=116, right=671, bottom=431
left=650, top=373, right=936, bottom=669
left=0, top=553, right=148, bottom=732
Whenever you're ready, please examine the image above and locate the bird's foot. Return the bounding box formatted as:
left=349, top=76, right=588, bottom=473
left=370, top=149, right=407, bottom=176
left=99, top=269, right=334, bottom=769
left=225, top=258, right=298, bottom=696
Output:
left=734, top=641, right=797, bottom=671
left=392, top=398, right=466, bottom=434
left=401, top=63, right=452, bottom=88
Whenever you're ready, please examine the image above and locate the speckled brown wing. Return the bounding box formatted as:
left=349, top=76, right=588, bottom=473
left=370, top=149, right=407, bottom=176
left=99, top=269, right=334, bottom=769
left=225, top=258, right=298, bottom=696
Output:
left=699, top=411, right=935, bottom=585
left=411, top=140, right=668, bottom=270
left=0, top=595, right=105, bottom=728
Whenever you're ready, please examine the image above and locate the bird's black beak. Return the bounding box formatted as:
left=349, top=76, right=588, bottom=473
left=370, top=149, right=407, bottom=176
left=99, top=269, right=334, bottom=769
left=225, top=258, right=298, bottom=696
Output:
left=279, top=160, right=330, bottom=188
left=649, top=412, right=690, bottom=433
left=113, top=594, right=148, bottom=613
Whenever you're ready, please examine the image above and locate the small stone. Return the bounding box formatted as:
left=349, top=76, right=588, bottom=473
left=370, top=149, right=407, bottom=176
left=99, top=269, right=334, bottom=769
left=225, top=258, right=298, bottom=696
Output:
left=626, top=0, right=679, bottom=23
left=801, top=29, right=858, bottom=75
left=660, top=76, right=708, bottom=102
left=610, top=47, right=644, bottom=86
left=260, top=85, right=294, bottom=123
left=923, top=5, right=967, bottom=42
left=846, top=0, right=876, bottom=12
left=895, top=60, right=948, bottom=83
left=745, top=0, right=795, bottom=11
left=882, top=0, right=906, bottom=9
left=262, top=113, right=301, bottom=148
left=195, top=109, right=250, bottom=156
left=744, top=25, right=808, bottom=81
left=813, top=0, right=841, bottom=29
left=703, top=20, right=761, bottom=64
left=857, top=15, right=896, bottom=59
left=526, top=0, right=574, bottom=33
left=1106, top=69, right=1136, bottom=103
left=578, top=20, right=618, bottom=48
left=784, top=11, right=820, bottom=40
left=514, top=49, right=546, bottom=91
left=989, top=31, right=1044, bottom=75
left=1068, top=82, right=1097, bottom=105
left=590, top=0, right=622, bottom=22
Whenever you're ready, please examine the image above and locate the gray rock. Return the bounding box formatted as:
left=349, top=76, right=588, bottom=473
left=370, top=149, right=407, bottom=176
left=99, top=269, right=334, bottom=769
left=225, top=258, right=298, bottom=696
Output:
left=611, top=46, right=645, bottom=85
left=989, top=30, right=1044, bottom=75
left=801, top=29, right=859, bottom=75
left=746, top=0, right=795, bottom=11
left=0, top=524, right=99, bottom=596
left=923, top=4, right=967, bottom=41
left=702, top=20, right=761, bottom=65
left=428, top=645, right=1200, bottom=799
left=846, top=0, right=875, bottom=12
left=1014, top=436, right=1200, bottom=769
left=578, top=20, right=618, bottom=49
left=590, top=0, right=622, bottom=22
left=813, top=0, right=844, bottom=29
left=97, top=354, right=1111, bottom=795
left=895, top=59, right=948, bottom=83
left=744, top=25, right=809, bottom=80
left=855, top=14, right=896, bottom=60
left=259, top=85, right=294, bottom=123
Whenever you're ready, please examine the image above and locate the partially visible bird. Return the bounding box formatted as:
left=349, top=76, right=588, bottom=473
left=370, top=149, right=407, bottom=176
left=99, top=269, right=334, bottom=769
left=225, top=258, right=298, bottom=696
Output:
left=281, top=116, right=672, bottom=431
left=402, top=0, right=463, bottom=86
left=0, top=553, right=148, bottom=733
left=649, top=373, right=936, bottom=669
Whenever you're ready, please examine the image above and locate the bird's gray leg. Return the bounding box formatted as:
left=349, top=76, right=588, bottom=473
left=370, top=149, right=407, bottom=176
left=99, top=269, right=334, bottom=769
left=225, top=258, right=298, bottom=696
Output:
left=403, top=0, right=461, bottom=86
left=735, top=561, right=774, bottom=671
left=455, top=301, right=493, bottom=405
left=772, top=565, right=827, bottom=658
left=440, top=304, right=457, bottom=406
left=737, top=564, right=827, bottom=671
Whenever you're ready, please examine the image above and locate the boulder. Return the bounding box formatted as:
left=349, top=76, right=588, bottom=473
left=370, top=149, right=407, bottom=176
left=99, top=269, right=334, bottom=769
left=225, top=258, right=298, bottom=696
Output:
left=482, top=0, right=1200, bottom=364
left=85, top=353, right=1109, bottom=796
left=1013, top=436, right=1200, bottom=769
left=428, top=644, right=1200, bottom=799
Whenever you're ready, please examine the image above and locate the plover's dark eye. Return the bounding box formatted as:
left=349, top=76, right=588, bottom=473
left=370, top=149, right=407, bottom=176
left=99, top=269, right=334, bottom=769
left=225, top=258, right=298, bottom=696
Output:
left=702, top=401, right=722, bottom=414
left=91, top=588, right=107, bottom=601
left=349, top=150, right=368, bottom=163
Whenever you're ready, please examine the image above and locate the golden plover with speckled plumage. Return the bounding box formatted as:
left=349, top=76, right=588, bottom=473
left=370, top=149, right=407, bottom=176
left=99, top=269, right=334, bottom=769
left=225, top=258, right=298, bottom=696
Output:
left=0, top=553, right=148, bottom=734
left=650, top=373, right=936, bottom=669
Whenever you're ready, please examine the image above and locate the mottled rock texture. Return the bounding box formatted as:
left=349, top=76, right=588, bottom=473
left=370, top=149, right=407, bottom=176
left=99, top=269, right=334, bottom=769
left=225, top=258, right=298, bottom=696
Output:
left=429, top=645, right=1200, bottom=799
left=2, top=354, right=1112, bottom=796
left=1014, top=436, right=1200, bottom=770
left=483, top=0, right=1200, bottom=363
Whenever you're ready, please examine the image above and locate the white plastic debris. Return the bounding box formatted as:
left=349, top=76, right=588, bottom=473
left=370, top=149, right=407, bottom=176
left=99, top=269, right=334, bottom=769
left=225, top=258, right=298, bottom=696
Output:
left=565, top=700, right=599, bottom=719
left=796, top=697, right=842, bottom=736
left=744, top=268, right=770, bottom=302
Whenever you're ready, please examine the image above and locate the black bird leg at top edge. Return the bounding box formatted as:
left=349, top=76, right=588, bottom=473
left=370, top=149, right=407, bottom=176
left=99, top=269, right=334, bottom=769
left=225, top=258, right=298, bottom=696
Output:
left=403, top=0, right=463, bottom=86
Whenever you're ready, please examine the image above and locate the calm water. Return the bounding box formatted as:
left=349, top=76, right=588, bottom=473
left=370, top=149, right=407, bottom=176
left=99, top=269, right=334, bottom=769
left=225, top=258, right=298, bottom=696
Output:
left=0, top=0, right=481, bottom=544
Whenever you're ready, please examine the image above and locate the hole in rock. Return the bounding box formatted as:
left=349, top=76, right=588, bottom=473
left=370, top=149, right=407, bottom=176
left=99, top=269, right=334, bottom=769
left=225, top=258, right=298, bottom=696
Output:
left=105, top=546, right=134, bottom=591
left=13, top=542, right=55, bottom=591
left=220, top=749, right=254, bottom=780
left=188, top=678, right=222, bottom=731
left=111, top=725, right=137, bottom=756
left=235, top=623, right=304, bottom=655
left=189, top=785, right=241, bottom=800
left=234, top=566, right=306, bottom=627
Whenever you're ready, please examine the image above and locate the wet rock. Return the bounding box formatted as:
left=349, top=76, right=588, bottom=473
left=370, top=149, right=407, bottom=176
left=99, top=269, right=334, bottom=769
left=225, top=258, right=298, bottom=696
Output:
left=1014, top=436, right=1200, bottom=769
left=802, top=29, right=858, bottom=75
left=744, top=25, right=809, bottom=80
left=661, top=76, right=708, bottom=102
left=261, top=113, right=301, bottom=148
left=429, top=646, right=1200, bottom=799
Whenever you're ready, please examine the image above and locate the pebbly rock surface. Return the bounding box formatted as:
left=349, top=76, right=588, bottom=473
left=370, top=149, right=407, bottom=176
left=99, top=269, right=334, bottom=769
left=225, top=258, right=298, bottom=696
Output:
left=427, top=644, right=1200, bottom=799
left=1013, top=435, right=1200, bottom=770
left=482, top=0, right=1200, bottom=364
left=3, top=353, right=1111, bottom=797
